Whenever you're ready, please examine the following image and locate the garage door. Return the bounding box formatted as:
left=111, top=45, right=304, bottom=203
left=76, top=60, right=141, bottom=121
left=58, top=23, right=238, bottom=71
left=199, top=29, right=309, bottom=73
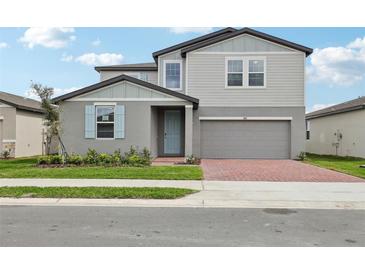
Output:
left=200, top=120, right=290, bottom=159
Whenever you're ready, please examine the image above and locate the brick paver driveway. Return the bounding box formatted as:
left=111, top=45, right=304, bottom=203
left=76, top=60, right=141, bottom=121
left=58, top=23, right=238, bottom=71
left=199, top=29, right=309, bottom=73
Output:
left=201, top=159, right=365, bottom=182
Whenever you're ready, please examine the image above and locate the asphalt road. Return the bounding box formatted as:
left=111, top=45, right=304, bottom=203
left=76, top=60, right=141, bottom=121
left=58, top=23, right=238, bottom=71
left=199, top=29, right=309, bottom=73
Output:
left=1, top=206, right=365, bottom=246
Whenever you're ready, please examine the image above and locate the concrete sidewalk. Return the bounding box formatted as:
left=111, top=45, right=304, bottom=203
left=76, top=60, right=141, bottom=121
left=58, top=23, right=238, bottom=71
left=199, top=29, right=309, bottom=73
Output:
left=1, top=179, right=365, bottom=210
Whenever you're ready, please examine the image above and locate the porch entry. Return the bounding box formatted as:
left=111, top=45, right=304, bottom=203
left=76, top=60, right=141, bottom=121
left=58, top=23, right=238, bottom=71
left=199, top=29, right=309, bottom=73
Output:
left=164, top=110, right=181, bottom=155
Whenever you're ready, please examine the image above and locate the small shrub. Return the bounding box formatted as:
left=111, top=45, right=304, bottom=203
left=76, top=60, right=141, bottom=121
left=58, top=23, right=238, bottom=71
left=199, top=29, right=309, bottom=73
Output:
left=98, top=153, right=113, bottom=165
left=123, top=146, right=151, bottom=167
left=185, top=155, right=200, bottom=165
left=84, top=148, right=99, bottom=165
left=49, top=154, right=63, bottom=165
left=67, top=153, right=83, bottom=165
left=297, top=151, right=306, bottom=161
left=1, top=149, right=11, bottom=159
left=37, top=155, right=50, bottom=165
left=141, top=147, right=152, bottom=166
left=111, top=150, right=122, bottom=165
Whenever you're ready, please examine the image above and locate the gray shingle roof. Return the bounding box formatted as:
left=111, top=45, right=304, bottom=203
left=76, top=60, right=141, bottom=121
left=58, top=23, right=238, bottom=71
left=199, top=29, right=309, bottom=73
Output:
left=0, top=91, right=44, bottom=114
left=306, top=96, right=365, bottom=119
left=95, top=62, right=157, bottom=72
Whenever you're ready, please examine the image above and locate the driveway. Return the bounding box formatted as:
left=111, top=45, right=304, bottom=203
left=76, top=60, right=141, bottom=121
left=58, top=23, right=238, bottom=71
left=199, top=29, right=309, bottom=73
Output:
left=201, top=159, right=365, bottom=182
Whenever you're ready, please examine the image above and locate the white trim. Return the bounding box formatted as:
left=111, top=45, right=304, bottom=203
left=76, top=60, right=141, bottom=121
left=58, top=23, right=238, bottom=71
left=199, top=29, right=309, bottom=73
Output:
left=93, top=102, right=117, bottom=106
left=247, top=56, right=266, bottom=89
left=2, top=139, right=16, bottom=142
left=191, top=51, right=300, bottom=55
left=163, top=60, right=183, bottom=91
left=199, top=116, right=293, bottom=121
left=185, top=53, right=189, bottom=95
left=190, top=33, right=302, bottom=54
left=0, top=105, right=14, bottom=108
left=0, top=115, right=3, bottom=120
left=68, top=98, right=185, bottom=102
left=225, top=57, right=244, bottom=88
left=157, top=57, right=161, bottom=86
left=199, top=104, right=305, bottom=107
left=95, top=105, right=115, bottom=140
left=185, top=105, right=193, bottom=109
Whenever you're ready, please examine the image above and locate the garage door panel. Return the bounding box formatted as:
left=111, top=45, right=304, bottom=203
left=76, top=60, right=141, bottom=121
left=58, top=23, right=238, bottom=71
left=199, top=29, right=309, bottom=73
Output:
left=200, top=121, right=290, bottom=159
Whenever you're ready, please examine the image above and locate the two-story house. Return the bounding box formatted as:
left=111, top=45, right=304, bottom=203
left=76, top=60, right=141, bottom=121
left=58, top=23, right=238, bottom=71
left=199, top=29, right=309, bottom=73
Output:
left=53, top=27, right=313, bottom=159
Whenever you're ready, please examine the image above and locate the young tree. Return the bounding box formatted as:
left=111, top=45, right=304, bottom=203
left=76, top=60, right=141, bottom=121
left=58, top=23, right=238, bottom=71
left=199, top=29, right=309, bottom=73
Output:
left=30, top=82, right=67, bottom=157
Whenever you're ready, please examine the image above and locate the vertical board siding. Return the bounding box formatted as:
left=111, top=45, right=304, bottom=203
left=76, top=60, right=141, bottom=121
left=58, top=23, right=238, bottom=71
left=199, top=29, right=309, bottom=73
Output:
left=196, top=34, right=294, bottom=53
left=84, top=105, right=95, bottom=138
left=187, top=53, right=305, bottom=106
left=115, top=105, right=125, bottom=139
left=78, top=82, right=170, bottom=99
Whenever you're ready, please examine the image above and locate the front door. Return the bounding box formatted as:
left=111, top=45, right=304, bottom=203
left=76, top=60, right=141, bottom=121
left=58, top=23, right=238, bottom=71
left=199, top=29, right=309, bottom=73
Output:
left=164, top=110, right=181, bottom=155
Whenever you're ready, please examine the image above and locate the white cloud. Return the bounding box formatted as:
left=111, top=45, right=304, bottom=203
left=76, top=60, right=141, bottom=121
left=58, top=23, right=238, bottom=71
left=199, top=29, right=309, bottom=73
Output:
left=75, top=52, right=123, bottom=66
left=0, top=42, right=9, bottom=48
left=61, top=53, right=73, bottom=62
left=307, top=36, right=365, bottom=86
left=19, top=28, right=76, bottom=49
left=308, top=103, right=335, bottom=113
left=169, top=27, right=213, bottom=34
left=91, top=38, right=101, bottom=46
left=25, top=86, right=80, bottom=100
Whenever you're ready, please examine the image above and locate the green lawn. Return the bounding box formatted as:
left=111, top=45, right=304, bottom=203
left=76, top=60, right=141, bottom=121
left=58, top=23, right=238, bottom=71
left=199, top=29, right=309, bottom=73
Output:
left=0, top=186, right=197, bottom=199
left=305, top=153, right=365, bottom=179
left=0, top=157, right=203, bottom=180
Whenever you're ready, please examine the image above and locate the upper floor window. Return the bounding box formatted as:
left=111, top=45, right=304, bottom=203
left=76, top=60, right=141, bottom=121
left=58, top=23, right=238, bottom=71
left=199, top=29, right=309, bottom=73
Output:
left=249, top=60, right=265, bottom=87
left=226, top=58, right=244, bottom=87
left=225, top=56, right=266, bottom=88
left=139, top=72, right=149, bottom=82
left=164, top=60, right=182, bottom=90
left=96, top=105, right=114, bottom=139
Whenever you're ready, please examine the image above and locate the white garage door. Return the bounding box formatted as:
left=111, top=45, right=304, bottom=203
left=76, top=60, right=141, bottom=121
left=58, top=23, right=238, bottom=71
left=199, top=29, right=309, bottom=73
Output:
left=200, top=120, right=290, bottom=159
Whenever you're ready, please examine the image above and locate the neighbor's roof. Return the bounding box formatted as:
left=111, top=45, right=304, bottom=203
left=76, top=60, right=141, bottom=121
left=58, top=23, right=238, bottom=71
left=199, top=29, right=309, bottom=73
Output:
left=52, top=74, right=199, bottom=109
left=95, top=62, right=157, bottom=72
left=0, top=91, right=44, bottom=114
left=306, top=96, right=365, bottom=120
left=180, top=27, right=313, bottom=57
left=152, top=27, right=237, bottom=62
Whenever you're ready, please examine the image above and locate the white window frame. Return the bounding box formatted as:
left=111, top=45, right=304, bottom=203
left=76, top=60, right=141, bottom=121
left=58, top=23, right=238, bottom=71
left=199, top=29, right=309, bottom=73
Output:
left=95, top=104, right=115, bottom=140
left=247, top=56, right=266, bottom=89
left=225, top=56, right=266, bottom=89
left=163, top=60, right=183, bottom=91
left=225, top=57, right=244, bottom=89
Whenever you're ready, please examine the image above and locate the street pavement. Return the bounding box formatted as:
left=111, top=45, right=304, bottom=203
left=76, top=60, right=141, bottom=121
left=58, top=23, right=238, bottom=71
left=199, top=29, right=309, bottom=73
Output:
left=1, top=206, right=364, bottom=246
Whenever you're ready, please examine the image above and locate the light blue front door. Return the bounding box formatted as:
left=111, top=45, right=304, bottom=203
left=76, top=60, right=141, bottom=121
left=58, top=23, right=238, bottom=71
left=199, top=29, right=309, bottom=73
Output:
left=164, top=110, right=181, bottom=155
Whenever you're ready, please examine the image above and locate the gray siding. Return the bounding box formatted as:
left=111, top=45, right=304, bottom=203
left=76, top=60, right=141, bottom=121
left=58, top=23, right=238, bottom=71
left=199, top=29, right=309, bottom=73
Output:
left=59, top=101, right=191, bottom=155
left=77, top=81, right=176, bottom=100
left=192, top=107, right=305, bottom=159
left=187, top=52, right=305, bottom=106
left=196, top=34, right=295, bottom=53
left=100, top=71, right=158, bottom=85
left=0, top=105, right=16, bottom=140
left=158, top=50, right=186, bottom=93
left=200, top=120, right=290, bottom=159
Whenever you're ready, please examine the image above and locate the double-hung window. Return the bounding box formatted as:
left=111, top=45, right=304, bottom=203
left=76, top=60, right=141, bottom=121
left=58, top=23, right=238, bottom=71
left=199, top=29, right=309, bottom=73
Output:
left=96, top=105, right=114, bottom=139
left=225, top=57, right=266, bottom=88
left=248, top=59, right=265, bottom=87
left=226, top=58, right=244, bottom=87
left=164, top=61, right=182, bottom=90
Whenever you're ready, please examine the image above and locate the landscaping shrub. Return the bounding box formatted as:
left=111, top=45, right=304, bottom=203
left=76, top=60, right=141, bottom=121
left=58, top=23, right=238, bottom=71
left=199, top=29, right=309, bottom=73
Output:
left=49, top=154, right=63, bottom=164
left=297, top=151, right=306, bottom=161
left=67, top=153, right=83, bottom=165
left=84, top=149, right=99, bottom=165
left=37, top=156, right=50, bottom=165
left=185, top=154, right=200, bottom=165
left=98, top=153, right=113, bottom=165
left=124, top=146, right=152, bottom=167
left=111, top=150, right=122, bottom=165
left=1, top=149, right=11, bottom=159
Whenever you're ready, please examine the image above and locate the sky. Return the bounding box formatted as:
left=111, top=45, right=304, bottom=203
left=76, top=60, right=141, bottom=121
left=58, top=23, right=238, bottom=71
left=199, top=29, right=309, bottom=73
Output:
left=0, top=27, right=364, bottom=112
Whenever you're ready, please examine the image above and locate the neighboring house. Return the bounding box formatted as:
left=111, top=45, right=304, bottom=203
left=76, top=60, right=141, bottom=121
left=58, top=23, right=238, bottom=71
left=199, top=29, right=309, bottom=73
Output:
left=306, top=97, right=365, bottom=158
left=53, top=27, right=312, bottom=159
left=0, top=91, right=45, bottom=157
